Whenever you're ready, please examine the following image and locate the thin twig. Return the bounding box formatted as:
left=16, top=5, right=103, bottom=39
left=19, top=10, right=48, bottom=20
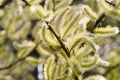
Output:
left=46, top=22, right=70, bottom=57
left=90, top=14, right=105, bottom=33
left=22, top=0, right=31, bottom=6
left=105, top=0, right=116, bottom=6
left=0, top=41, right=41, bottom=70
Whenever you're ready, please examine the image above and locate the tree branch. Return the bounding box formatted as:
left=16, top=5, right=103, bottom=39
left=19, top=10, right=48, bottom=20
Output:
left=90, top=14, right=105, bottom=33
left=105, top=0, right=116, bottom=6
left=46, top=22, right=70, bottom=57
left=90, top=0, right=116, bottom=33
left=22, top=0, right=31, bottom=6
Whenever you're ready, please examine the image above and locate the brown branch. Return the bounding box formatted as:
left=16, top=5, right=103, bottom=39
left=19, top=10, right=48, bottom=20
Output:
left=46, top=22, right=70, bottom=57
left=90, top=14, right=105, bottom=33
left=105, top=0, right=116, bottom=6
left=0, top=41, right=41, bottom=71
left=0, top=0, right=12, bottom=8
left=22, top=0, right=31, bottom=6
left=90, top=0, right=116, bottom=33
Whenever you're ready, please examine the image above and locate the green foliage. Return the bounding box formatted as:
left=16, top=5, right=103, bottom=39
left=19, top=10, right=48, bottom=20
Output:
left=0, top=0, right=120, bottom=80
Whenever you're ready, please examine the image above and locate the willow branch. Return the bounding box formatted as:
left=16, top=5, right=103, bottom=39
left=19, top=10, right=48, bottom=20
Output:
left=105, top=0, right=116, bottom=6
left=22, top=0, right=31, bottom=6
left=46, top=22, right=70, bottom=57
left=90, top=13, right=105, bottom=33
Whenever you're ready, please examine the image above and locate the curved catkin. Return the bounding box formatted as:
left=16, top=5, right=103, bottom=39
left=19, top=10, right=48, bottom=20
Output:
left=44, top=56, right=55, bottom=80
left=2, top=53, right=14, bottom=67
left=28, top=0, right=43, bottom=5
left=70, top=57, right=82, bottom=76
left=25, top=56, right=43, bottom=64
left=62, top=12, right=82, bottom=39
left=57, top=62, right=63, bottom=78
left=81, top=55, right=97, bottom=67
left=14, top=40, right=35, bottom=58
left=93, top=25, right=119, bottom=37
left=54, top=6, right=71, bottom=34
left=36, top=44, right=50, bottom=57
left=55, top=0, right=73, bottom=10
left=82, top=37, right=100, bottom=53
left=69, top=38, right=81, bottom=51
left=30, top=4, right=49, bottom=18
left=76, top=45, right=93, bottom=60
left=45, top=0, right=54, bottom=11
left=84, top=5, right=98, bottom=19
left=51, top=65, right=57, bottom=80
left=50, top=6, right=71, bottom=24
left=69, top=33, right=96, bottom=52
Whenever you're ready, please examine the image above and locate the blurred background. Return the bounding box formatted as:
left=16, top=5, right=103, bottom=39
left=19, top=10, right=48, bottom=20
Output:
left=0, top=0, right=120, bottom=80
